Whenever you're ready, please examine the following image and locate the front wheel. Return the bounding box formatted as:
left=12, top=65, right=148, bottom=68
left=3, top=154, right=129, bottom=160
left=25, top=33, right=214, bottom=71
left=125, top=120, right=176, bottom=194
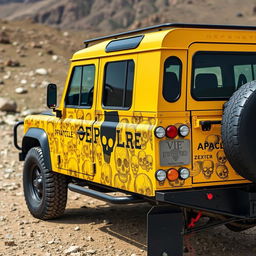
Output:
left=23, top=147, right=67, bottom=220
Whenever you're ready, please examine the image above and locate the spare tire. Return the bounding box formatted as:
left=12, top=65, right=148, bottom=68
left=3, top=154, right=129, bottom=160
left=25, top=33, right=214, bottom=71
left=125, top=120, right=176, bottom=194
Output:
left=222, top=80, right=256, bottom=182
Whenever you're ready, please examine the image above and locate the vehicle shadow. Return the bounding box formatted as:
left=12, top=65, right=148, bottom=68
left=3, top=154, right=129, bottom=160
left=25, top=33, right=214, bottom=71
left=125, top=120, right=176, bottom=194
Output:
left=51, top=203, right=256, bottom=255
left=51, top=202, right=151, bottom=251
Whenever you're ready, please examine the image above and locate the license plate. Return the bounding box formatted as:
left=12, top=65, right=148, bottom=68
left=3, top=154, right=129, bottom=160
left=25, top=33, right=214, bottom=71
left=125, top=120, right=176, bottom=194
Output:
left=160, top=139, right=190, bottom=166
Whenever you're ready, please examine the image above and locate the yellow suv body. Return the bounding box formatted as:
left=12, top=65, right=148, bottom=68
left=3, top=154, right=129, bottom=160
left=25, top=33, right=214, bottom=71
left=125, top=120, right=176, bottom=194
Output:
left=14, top=24, right=256, bottom=256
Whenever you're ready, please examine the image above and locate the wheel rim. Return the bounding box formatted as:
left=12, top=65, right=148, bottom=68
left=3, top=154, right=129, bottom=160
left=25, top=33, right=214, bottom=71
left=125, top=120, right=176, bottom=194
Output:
left=30, top=166, right=43, bottom=202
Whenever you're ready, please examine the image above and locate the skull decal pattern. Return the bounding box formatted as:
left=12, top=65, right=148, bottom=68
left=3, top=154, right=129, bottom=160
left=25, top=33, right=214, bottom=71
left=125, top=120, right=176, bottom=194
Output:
left=100, top=111, right=119, bottom=163
left=202, top=160, right=214, bottom=179
left=134, top=173, right=153, bottom=196
left=216, top=164, right=229, bottom=179
left=216, top=150, right=227, bottom=164
left=101, top=164, right=112, bottom=186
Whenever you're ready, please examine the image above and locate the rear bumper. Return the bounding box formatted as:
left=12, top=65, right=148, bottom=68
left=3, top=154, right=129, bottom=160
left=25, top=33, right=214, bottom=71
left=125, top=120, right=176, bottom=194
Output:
left=156, top=184, right=256, bottom=218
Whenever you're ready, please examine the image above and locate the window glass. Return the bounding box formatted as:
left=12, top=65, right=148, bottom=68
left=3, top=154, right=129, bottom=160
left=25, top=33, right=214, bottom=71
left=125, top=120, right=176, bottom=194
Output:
left=163, top=57, right=182, bottom=102
left=192, top=52, right=256, bottom=100
left=81, top=65, right=95, bottom=106
left=234, top=65, right=252, bottom=88
left=66, top=65, right=95, bottom=107
left=66, top=66, right=82, bottom=106
left=103, top=60, right=134, bottom=108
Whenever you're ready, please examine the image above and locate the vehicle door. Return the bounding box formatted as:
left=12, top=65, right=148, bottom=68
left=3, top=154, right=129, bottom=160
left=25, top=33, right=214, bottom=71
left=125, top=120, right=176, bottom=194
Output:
left=187, top=43, right=256, bottom=184
left=56, top=59, right=98, bottom=180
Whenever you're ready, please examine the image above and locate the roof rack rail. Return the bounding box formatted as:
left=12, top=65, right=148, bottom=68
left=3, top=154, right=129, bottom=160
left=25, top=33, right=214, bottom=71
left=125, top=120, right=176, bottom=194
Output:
left=83, top=23, right=256, bottom=47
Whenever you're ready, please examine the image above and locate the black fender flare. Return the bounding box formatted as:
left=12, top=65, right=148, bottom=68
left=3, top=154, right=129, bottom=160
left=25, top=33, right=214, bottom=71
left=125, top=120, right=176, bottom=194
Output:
left=22, top=128, right=52, bottom=170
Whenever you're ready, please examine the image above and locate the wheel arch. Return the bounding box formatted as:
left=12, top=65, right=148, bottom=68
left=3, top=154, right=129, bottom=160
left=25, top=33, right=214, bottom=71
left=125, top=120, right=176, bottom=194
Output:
left=22, top=128, right=52, bottom=170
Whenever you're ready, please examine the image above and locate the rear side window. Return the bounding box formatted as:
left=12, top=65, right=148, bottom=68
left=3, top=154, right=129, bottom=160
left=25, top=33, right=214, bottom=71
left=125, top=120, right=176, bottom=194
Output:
left=66, top=65, right=95, bottom=107
left=103, top=60, right=134, bottom=108
left=163, top=57, right=182, bottom=102
left=192, top=52, right=256, bottom=100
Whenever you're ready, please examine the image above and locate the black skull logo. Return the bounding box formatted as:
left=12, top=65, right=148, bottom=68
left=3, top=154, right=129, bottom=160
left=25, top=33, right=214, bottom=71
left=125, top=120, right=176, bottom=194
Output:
left=100, top=111, right=119, bottom=163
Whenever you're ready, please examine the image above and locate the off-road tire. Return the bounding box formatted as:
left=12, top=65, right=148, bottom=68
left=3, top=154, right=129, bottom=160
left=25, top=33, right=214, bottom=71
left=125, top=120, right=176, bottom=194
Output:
left=23, top=147, right=67, bottom=220
left=222, top=80, right=256, bottom=182
left=225, top=219, right=256, bottom=232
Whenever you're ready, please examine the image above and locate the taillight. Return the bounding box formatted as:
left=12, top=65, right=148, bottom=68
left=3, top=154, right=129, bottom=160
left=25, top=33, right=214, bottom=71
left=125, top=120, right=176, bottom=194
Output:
left=178, top=125, right=189, bottom=137
left=166, top=125, right=178, bottom=139
left=167, top=168, right=179, bottom=181
left=154, top=126, right=166, bottom=139
left=155, top=169, right=167, bottom=182
left=178, top=167, right=190, bottom=180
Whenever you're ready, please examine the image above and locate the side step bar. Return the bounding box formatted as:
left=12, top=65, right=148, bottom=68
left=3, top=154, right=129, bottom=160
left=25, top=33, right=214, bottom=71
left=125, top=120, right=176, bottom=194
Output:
left=68, top=183, right=144, bottom=204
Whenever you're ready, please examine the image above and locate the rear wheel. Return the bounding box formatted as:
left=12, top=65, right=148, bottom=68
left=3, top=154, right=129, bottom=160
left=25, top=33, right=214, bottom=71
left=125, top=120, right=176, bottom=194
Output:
left=23, top=147, right=67, bottom=220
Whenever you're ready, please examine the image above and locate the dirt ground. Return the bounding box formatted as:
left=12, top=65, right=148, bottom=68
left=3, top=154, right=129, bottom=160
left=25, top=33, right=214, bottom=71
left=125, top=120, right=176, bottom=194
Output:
left=1, top=20, right=256, bottom=256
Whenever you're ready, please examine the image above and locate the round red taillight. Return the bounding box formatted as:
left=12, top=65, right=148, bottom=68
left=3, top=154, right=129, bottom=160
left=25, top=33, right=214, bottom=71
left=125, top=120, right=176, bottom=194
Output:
left=167, top=168, right=179, bottom=181
left=166, top=125, right=178, bottom=139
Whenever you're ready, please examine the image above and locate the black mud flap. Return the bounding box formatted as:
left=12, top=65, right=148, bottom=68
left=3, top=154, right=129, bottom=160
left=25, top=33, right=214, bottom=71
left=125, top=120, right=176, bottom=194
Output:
left=147, top=206, right=184, bottom=256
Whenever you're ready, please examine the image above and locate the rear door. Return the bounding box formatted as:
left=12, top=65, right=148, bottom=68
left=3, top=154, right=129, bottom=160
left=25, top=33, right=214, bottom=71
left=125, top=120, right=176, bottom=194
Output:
left=187, top=43, right=256, bottom=185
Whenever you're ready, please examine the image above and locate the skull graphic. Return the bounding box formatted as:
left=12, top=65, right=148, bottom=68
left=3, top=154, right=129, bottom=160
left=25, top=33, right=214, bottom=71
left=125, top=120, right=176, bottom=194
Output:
left=76, top=109, right=84, bottom=120
left=216, top=150, right=227, bottom=164
left=134, top=173, right=153, bottom=196
left=145, top=155, right=153, bottom=172
left=216, top=164, right=229, bottom=179
left=101, top=164, right=112, bottom=186
left=136, top=121, right=151, bottom=150
left=115, top=147, right=130, bottom=184
left=169, top=179, right=185, bottom=187
left=96, top=144, right=103, bottom=165
left=131, top=155, right=139, bottom=176
left=202, top=160, right=214, bottom=179
left=205, top=134, right=221, bottom=152
left=138, top=151, right=147, bottom=170
left=100, top=111, right=119, bottom=163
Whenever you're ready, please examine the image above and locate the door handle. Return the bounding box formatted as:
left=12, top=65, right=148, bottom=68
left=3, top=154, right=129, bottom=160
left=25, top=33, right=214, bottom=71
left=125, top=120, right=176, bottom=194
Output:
left=200, top=120, right=221, bottom=131
left=77, top=130, right=86, bottom=135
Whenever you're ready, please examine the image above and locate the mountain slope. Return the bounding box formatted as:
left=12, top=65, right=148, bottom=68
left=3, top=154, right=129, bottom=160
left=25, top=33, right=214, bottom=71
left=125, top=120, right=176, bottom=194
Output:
left=0, top=0, right=256, bottom=34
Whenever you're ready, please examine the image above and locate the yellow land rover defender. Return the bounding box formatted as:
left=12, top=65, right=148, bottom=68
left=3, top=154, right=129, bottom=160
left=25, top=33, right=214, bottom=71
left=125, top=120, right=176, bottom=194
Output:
left=14, top=23, right=256, bottom=256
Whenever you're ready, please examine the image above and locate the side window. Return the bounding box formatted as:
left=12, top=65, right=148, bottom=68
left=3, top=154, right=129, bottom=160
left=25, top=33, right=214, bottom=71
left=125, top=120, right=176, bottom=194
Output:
left=163, top=57, right=182, bottom=102
left=66, top=65, right=95, bottom=107
left=81, top=65, right=95, bottom=106
left=103, top=60, right=134, bottom=108
left=66, top=66, right=82, bottom=106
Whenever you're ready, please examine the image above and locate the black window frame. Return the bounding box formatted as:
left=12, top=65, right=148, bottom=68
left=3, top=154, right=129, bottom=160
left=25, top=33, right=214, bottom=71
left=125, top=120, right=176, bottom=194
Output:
left=191, top=51, right=256, bottom=101
left=65, top=64, right=96, bottom=108
left=102, top=59, right=135, bottom=110
left=162, top=56, right=182, bottom=103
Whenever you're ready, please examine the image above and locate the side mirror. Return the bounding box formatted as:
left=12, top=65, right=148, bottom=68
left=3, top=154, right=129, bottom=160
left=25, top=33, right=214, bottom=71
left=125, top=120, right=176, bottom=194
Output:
left=47, top=83, right=57, bottom=109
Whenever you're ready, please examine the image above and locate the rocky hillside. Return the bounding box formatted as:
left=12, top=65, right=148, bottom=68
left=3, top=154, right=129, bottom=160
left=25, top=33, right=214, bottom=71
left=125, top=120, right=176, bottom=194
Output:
left=1, top=0, right=256, bottom=34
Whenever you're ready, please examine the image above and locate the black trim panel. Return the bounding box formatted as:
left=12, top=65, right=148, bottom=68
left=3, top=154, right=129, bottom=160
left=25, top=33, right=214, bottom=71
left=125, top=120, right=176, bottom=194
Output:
left=105, top=35, right=144, bottom=53
left=22, top=128, right=51, bottom=170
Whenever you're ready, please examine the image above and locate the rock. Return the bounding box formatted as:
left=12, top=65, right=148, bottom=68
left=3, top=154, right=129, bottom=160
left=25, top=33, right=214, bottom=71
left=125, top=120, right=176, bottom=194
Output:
left=52, top=55, right=58, bottom=61
left=15, top=87, right=28, bottom=94
left=74, top=226, right=80, bottom=231
left=0, top=97, right=17, bottom=112
left=236, top=12, right=243, bottom=17
left=86, top=249, right=96, bottom=254
left=4, top=240, right=16, bottom=246
left=5, top=59, right=20, bottom=67
left=35, top=68, right=48, bottom=75
left=86, top=236, right=94, bottom=241
left=0, top=31, right=10, bottom=44
left=0, top=80, right=4, bottom=85
left=64, top=246, right=80, bottom=255
left=20, top=79, right=27, bottom=85
left=103, top=219, right=112, bottom=224
left=63, top=31, right=69, bottom=37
